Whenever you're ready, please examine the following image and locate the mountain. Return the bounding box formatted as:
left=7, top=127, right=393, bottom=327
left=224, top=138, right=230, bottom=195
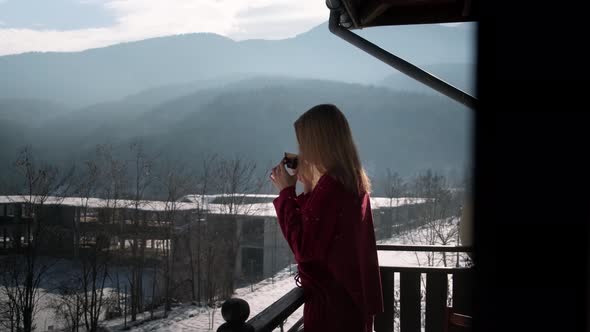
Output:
left=0, top=99, right=70, bottom=176
left=0, top=22, right=475, bottom=192
left=0, top=77, right=471, bottom=189
left=377, top=63, right=476, bottom=96
left=0, top=22, right=476, bottom=107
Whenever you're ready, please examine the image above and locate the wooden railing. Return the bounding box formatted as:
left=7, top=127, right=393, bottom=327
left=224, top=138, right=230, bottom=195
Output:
left=217, top=287, right=304, bottom=332
left=218, top=245, right=473, bottom=332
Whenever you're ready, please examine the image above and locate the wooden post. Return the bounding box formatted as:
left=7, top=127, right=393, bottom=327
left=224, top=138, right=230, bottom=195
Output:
left=425, top=273, right=448, bottom=332
left=374, top=269, right=395, bottom=332
left=400, top=272, right=421, bottom=332
left=452, top=271, right=473, bottom=316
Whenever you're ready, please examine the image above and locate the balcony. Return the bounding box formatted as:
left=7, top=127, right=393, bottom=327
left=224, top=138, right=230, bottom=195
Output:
left=217, top=245, right=472, bottom=332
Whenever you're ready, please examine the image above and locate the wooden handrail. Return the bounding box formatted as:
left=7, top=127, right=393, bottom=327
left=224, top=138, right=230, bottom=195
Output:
left=247, top=287, right=304, bottom=332
left=377, top=244, right=472, bottom=252
left=380, top=266, right=472, bottom=274
left=217, top=287, right=304, bottom=332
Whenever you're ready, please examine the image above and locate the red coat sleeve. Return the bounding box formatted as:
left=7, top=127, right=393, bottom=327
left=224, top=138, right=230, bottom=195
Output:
left=295, top=191, right=311, bottom=208
left=273, top=182, right=339, bottom=263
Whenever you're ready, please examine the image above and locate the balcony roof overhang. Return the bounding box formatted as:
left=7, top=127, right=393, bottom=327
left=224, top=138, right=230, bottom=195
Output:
left=326, top=0, right=478, bottom=109
left=335, top=0, right=477, bottom=29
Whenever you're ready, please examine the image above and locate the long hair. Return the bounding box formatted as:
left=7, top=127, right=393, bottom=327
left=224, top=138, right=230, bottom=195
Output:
left=294, top=104, right=371, bottom=196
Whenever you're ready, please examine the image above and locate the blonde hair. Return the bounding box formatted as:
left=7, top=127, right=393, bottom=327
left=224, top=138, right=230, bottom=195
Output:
left=294, top=104, right=371, bottom=196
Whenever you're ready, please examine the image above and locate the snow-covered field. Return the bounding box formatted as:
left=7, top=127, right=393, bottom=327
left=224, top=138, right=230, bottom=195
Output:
left=0, top=261, right=151, bottom=332
left=377, top=217, right=470, bottom=268
left=102, top=265, right=303, bottom=332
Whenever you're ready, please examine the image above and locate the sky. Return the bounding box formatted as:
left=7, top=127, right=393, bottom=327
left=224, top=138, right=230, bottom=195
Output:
left=0, top=0, right=328, bottom=56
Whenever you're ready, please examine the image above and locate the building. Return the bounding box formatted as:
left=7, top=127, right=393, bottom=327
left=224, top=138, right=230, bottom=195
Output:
left=0, top=193, right=426, bottom=292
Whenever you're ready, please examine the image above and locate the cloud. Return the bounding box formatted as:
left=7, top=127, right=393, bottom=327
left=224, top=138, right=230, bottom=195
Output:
left=0, top=0, right=327, bottom=56
left=439, top=23, right=464, bottom=27
left=231, top=2, right=327, bottom=40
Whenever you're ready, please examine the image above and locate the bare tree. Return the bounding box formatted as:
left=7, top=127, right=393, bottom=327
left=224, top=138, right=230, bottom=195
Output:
left=0, top=146, right=73, bottom=332
left=158, top=160, right=194, bottom=313
left=127, top=140, right=158, bottom=321
left=0, top=296, right=19, bottom=332
left=215, top=155, right=266, bottom=298
left=72, top=158, right=100, bottom=258
left=191, top=153, right=218, bottom=305
left=96, top=144, right=128, bottom=225
left=79, top=232, right=111, bottom=332
left=404, top=170, right=461, bottom=267
left=149, top=238, right=159, bottom=320
left=48, top=277, right=84, bottom=332
left=381, top=169, right=407, bottom=237
left=396, top=170, right=465, bottom=331
left=47, top=156, right=105, bottom=332
left=383, top=169, right=406, bottom=202
left=96, top=144, right=128, bottom=319
left=203, top=239, right=224, bottom=329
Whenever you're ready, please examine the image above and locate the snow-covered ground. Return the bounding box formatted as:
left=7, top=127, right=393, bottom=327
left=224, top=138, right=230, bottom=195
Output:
left=377, top=217, right=470, bottom=268
left=0, top=261, right=152, bottom=332
left=102, top=265, right=303, bottom=332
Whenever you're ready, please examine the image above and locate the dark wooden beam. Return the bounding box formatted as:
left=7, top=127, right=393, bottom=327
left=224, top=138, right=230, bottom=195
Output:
left=377, top=245, right=472, bottom=252
left=246, top=287, right=304, bottom=332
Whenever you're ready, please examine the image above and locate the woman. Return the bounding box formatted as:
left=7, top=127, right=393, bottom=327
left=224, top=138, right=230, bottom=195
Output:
left=270, top=104, right=383, bottom=332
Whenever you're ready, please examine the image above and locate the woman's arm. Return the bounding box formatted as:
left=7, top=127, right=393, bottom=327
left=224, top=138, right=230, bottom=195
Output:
left=273, top=181, right=340, bottom=263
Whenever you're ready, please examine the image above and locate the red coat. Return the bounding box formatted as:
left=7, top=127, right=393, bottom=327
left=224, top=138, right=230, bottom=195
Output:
left=273, top=173, right=384, bottom=332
